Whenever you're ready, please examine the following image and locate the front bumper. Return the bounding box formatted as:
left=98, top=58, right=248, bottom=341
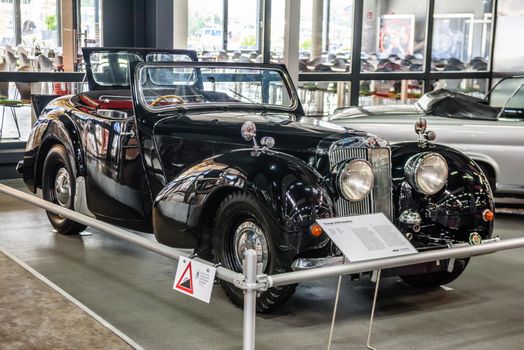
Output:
left=292, top=237, right=500, bottom=274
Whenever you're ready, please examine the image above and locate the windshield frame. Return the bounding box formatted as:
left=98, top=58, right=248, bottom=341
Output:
left=82, top=47, right=198, bottom=91
left=133, top=61, right=303, bottom=115
left=497, top=82, right=524, bottom=120
left=485, top=75, right=524, bottom=106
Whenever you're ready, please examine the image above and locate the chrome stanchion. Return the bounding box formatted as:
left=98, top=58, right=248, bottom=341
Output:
left=243, top=249, right=258, bottom=350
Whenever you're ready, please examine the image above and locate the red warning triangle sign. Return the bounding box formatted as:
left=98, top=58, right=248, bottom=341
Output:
left=175, top=261, right=193, bottom=295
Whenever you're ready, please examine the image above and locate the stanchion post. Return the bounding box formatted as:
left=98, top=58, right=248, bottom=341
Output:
left=243, top=249, right=258, bottom=350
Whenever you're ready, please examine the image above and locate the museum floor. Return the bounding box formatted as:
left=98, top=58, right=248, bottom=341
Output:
left=0, top=178, right=523, bottom=350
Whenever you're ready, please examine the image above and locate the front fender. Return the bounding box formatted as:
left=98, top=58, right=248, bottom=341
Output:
left=152, top=149, right=334, bottom=254
left=391, top=142, right=494, bottom=243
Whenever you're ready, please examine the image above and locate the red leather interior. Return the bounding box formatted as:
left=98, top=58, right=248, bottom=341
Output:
left=79, top=94, right=133, bottom=110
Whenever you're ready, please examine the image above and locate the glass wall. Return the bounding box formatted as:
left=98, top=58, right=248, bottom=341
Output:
left=299, top=81, right=351, bottom=116
left=188, top=0, right=262, bottom=60
left=493, top=0, right=524, bottom=72
left=295, top=0, right=500, bottom=114
left=227, top=0, right=260, bottom=52
left=188, top=0, right=224, bottom=52
left=299, top=0, right=354, bottom=73
left=361, top=0, right=427, bottom=72
left=0, top=1, right=16, bottom=47
left=20, top=0, right=60, bottom=50
left=431, top=78, right=489, bottom=98
left=432, top=0, right=493, bottom=71
left=359, top=80, right=423, bottom=106
left=79, top=0, right=102, bottom=47
left=0, top=0, right=60, bottom=50
left=269, top=0, right=285, bottom=61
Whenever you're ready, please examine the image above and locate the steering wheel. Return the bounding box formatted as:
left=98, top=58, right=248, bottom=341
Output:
left=150, top=95, right=185, bottom=107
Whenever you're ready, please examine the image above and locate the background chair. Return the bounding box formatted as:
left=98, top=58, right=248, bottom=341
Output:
left=19, top=52, right=32, bottom=68
left=0, top=61, right=20, bottom=140
left=6, top=51, right=17, bottom=71
left=38, top=55, right=54, bottom=72
left=16, top=45, right=27, bottom=55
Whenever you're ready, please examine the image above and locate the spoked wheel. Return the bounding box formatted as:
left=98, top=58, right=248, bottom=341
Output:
left=401, top=258, right=469, bottom=288
left=42, top=145, right=86, bottom=235
left=214, top=192, right=297, bottom=313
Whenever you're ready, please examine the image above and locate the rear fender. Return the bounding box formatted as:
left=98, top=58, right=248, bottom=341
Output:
left=24, top=110, right=86, bottom=192
left=152, top=149, right=334, bottom=256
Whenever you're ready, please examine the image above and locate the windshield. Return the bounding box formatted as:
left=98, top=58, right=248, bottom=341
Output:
left=500, top=85, right=524, bottom=119
left=89, top=52, right=194, bottom=86
left=137, top=64, right=296, bottom=111
left=488, top=77, right=524, bottom=107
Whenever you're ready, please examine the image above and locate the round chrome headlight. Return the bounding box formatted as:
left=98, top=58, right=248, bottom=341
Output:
left=405, top=152, right=448, bottom=195
left=338, top=159, right=374, bottom=201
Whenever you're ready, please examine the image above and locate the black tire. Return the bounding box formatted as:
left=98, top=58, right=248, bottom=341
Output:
left=42, top=144, right=86, bottom=235
left=401, top=258, right=469, bottom=288
left=213, top=192, right=297, bottom=313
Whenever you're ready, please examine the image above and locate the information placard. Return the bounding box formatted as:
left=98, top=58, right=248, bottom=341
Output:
left=317, top=213, right=417, bottom=262
left=174, top=256, right=216, bottom=303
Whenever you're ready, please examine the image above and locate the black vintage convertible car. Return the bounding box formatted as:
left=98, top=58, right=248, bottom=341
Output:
left=19, top=48, right=494, bottom=312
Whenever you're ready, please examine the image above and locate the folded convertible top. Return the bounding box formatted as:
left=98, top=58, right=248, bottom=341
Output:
left=415, top=89, right=500, bottom=120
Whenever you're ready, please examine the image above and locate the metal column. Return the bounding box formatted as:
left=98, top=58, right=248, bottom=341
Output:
left=243, top=249, right=258, bottom=350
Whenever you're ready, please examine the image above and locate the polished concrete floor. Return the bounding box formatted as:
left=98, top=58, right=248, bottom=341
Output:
left=0, top=250, right=132, bottom=349
left=0, top=178, right=523, bottom=350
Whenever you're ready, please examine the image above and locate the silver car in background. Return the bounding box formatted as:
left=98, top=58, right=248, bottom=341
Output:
left=330, top=76, right=524, bottom=198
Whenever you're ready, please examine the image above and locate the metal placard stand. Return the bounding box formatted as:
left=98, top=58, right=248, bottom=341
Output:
left=325, top=268, right=382, bottom=350
left=319, top=214, right=418, bottom=350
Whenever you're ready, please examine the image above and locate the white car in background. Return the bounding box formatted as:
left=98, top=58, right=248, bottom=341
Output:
left=330, top=76, right=524, bottom=198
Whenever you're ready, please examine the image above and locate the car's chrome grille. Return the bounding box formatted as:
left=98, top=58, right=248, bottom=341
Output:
left=329, top=146, right=393, bottom=220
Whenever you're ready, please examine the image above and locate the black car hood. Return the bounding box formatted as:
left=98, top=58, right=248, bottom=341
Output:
left=158, top=111, right=386, bottom=150
left=153, top=110, right=388, bottom=178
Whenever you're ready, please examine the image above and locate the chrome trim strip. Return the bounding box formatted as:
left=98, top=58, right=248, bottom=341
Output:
left=291, top=256, right=345, bottom=270
left=368, top=148, right=393, bottom=220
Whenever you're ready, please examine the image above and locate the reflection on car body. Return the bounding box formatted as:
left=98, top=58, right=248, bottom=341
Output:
left=331, top=76, right=524, bottom=198
left=20, top=47, right=494, bottom=312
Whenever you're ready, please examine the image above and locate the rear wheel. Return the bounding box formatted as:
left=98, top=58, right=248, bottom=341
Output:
left=42, top=145, right=86, bottom=235
left=213, top=192, right=297, bottom=313
left=401, top=258, right=469, bottom=288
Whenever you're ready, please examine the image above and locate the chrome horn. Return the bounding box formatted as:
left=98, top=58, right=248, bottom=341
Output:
left=415, top=118, right=437, bottom=146
left=241, top=121, right=275, bottom=154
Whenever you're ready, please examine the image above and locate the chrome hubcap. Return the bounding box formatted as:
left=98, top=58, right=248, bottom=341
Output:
left=54, top=167, right=71, bottom=207
left=233, top=221, right=269, bottom=271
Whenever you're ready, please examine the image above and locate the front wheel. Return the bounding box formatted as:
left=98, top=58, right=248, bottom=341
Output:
left=401, top=258, right=469, bottom=288
left=42, top=144, right=86, bottom=235
left=213, top=192, right=297, bottom=313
